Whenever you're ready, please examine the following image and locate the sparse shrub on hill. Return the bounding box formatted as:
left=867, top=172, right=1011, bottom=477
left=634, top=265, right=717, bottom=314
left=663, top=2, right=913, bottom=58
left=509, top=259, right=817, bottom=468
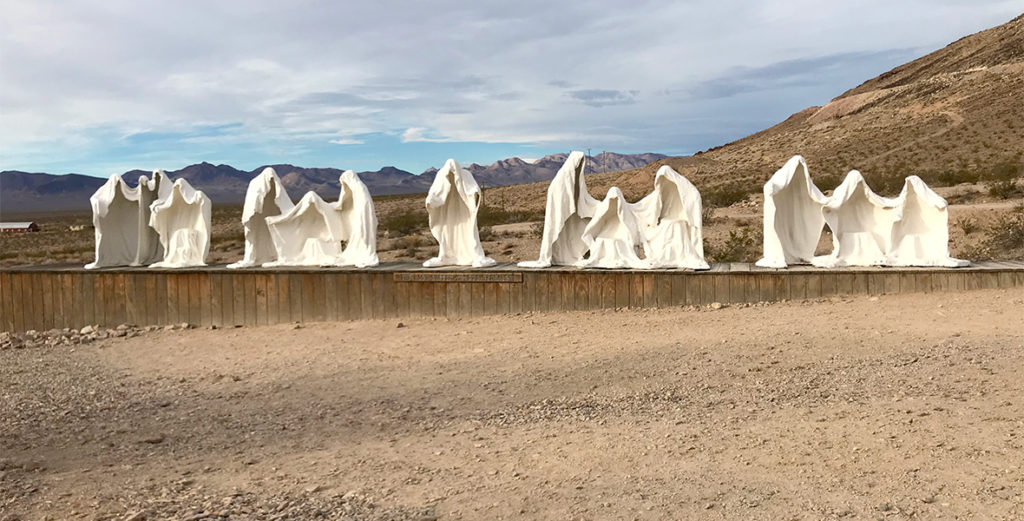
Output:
left=983, top=160, right=1022, bottom=199
left=954, top=216, right=979, bottom=235
left=702, top=183, right=751, bottom=208
left=986, top=203, right=1024, bottom=252
left=477, top=203, right=544, bottom=227
left=704, top=226, right=763, bottom=263
left=936, top=168, right=980, bottom=186
left=381, top=208, right=428, bottom=236
left=701, top=204, right=715, bottom=226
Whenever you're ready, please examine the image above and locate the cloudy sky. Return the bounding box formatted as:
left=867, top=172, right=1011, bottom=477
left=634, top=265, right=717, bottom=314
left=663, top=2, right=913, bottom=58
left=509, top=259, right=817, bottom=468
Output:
left=2, top=1, right=1021, bottom=177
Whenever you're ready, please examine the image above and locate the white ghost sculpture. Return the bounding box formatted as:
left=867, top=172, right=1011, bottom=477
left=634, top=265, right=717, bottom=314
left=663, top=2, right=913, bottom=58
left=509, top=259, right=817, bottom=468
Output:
left=133, top=170, right=172, bottom=266
left=887, top=176, right=968, bottom=267
left=264, top=192, right=345, bottom=266
left=634, top=165, right=709, bottom=270
left=263, top=171, right=379, bottom=267
left=85, top=174, right=143, bottom=269
left=756, top=155, right=830, bottom=268
left=227, top=167, right=295, bottom=268
left=577, top=187, right=650, bottom=269
left=335, top=170, right=380, bottom=267
left=423, top=159, right=495, bottom=268
left=812, top=170, right=896, bottom=268
left=148, top=178, right=212, bottom=268
left=86, top=170, right=172, bottom=269
left=518, top=151, right=599, bottom=268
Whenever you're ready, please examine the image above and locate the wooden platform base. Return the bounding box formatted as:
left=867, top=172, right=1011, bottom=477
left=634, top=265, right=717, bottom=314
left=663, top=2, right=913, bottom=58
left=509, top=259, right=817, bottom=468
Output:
left=2, top=261, right=1022, bottom=332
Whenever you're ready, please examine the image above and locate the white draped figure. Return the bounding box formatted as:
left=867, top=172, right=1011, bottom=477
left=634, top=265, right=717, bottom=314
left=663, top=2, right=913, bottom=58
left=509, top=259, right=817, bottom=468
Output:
left=264, top=171, right=379, bottom=267
left=812, top=170, right=896, bottom=268
left=634, top=165, right=709, bottom=270
left=756, top=155, right=830, bottom=268
left=887, top=176, right=968, bottom=267
left=335, top=170, right=380, bottom=267
left=264, top=192, right=345, bottom=266
left=86, top=170, right=172, bottom=269
left=86, top=174, right=144, bottom=269
left=227, top=167, right=295, bottom=268
left=423, top=159, right=495, bottom=268
left=518, top=151, right=599, bottom=268
left=148, top=178, right=212, bottom=268
left=577, top=187, right=650, bottom=269
left=134, top=170, right=172, bottom=266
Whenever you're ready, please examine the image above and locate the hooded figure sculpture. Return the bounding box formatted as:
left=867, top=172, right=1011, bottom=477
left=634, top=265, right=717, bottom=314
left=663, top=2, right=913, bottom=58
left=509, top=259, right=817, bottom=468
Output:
left=227, top=167, right=295, bottom=268
left=812, top=170, right=896, bottom=268
left=756, top=156, right=830, bottom=268
left=518, top=151, right=599, bottom=268
left=133, top=170, right=172, bottom=266
left=86, top=170, right=173, bottom=269
left=634, top=165, right=708, bottom=270
left=148, top=178, right=212, bottom=268
left=887, top=176, right=968, bottom=267
left=423, top=158, right=495, bottom=267
left=577, top=187, right=650, bottom=269
left=335, top=170, right=379, bottom=267
left=85, top=174, right=144, bottom=269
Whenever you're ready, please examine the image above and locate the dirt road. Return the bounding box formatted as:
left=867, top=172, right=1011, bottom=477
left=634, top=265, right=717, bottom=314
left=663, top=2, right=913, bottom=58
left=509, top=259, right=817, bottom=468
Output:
left=2, top=288, right=1023, bottom=520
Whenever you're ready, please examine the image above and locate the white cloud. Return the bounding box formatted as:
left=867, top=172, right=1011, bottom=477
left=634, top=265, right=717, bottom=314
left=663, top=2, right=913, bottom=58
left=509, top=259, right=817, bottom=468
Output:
left=0, top=0, right=1020, bottom=173
left=329, top=137, right=364, bottom=145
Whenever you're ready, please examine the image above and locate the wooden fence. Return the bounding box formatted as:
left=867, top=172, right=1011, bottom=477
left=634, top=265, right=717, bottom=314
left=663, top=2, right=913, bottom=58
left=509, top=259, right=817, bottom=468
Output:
left=1, top=261, right=1022, bottom=332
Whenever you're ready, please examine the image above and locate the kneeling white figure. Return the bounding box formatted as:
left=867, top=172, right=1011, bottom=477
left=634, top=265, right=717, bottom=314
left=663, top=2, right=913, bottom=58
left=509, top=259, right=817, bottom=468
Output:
left=518, top=151, right=599, bottom=268
left=577, top=187, right=650, bottom=269
left=887, top=176, right=968, bottom=267
left=228, top=167, right=295, bottom=268
left=423, top=158, right=495, bottom=268
left=812, top=171, right=896, bottom=268
left=634, top=165, right=708, bottom=270
left=148, top=178, right=212, bottom=268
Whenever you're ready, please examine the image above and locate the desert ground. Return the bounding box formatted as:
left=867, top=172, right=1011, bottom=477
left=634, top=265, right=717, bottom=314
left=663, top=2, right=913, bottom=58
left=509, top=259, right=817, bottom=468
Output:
left=2, top=287, right=1023, bottom=520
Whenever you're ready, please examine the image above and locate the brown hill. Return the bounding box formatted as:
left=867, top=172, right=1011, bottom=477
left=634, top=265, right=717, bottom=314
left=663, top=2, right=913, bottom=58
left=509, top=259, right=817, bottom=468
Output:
left=487, top=13, right=1024, bottom=213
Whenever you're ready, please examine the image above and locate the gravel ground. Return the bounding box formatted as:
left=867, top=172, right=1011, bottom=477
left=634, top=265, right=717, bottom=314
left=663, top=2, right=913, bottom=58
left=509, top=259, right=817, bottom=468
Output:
left=2, top=288, right=1023, bottom=520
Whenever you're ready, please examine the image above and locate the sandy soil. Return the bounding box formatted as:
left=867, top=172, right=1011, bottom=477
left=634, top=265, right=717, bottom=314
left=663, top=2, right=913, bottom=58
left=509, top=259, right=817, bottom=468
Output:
left=3, top=288, right=1023, bottom=520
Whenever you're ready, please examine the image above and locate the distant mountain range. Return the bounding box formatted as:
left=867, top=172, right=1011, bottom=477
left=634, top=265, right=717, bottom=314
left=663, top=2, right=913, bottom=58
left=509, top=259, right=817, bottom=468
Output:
left=0, top=152, right=665, bottom=214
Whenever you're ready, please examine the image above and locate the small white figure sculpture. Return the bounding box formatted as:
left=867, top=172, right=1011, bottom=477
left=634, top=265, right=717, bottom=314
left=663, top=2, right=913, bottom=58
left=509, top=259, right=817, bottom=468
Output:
left=264, top=191, right=345, bottom=267
left=133, top=170, right=172, bottom=266
left=86, top=174, right=144, bottom=269
left=812, top=170, right=896, bottom=268
left=227, top=167, right=295, bottom=268
left=634, top=165, right=709, bottom=270
left=518, top=151, right=599, bottom=268
left=577, top=187, right=650, bottom=269
left=887, top=176, right=968, bottom=267
left=423, top=158, right=495, bottom=268
left=756, top=155, right=830, bottom=268
left=148, top=178, right=212, bottom=268
left=334, top=170, right=380, bottom=267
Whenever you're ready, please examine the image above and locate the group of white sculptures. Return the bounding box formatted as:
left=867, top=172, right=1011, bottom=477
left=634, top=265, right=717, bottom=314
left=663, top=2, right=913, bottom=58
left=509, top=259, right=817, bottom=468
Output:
left=85, top=152, right=966, bottom=270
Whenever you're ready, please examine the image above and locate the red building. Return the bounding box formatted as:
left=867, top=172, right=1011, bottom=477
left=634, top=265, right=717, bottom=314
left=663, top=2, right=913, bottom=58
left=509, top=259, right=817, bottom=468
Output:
left=0, top=222, right=41, bottom=233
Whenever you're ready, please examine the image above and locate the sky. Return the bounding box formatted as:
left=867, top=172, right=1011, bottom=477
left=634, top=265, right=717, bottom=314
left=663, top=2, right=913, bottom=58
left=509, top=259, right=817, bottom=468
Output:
left=1, top=1, right=1021, bottom=177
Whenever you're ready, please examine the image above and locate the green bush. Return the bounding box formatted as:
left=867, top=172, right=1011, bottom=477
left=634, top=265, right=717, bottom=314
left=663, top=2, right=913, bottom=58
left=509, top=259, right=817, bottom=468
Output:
left=983, top=161, right=1022, bottom=199
left=477, top=204, right=544, bottom=227
left=705, top=228, right=762, bottom=263
left=703, top=183, right=751, bottom=208
left=381, top=209, right=428, bottom=236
